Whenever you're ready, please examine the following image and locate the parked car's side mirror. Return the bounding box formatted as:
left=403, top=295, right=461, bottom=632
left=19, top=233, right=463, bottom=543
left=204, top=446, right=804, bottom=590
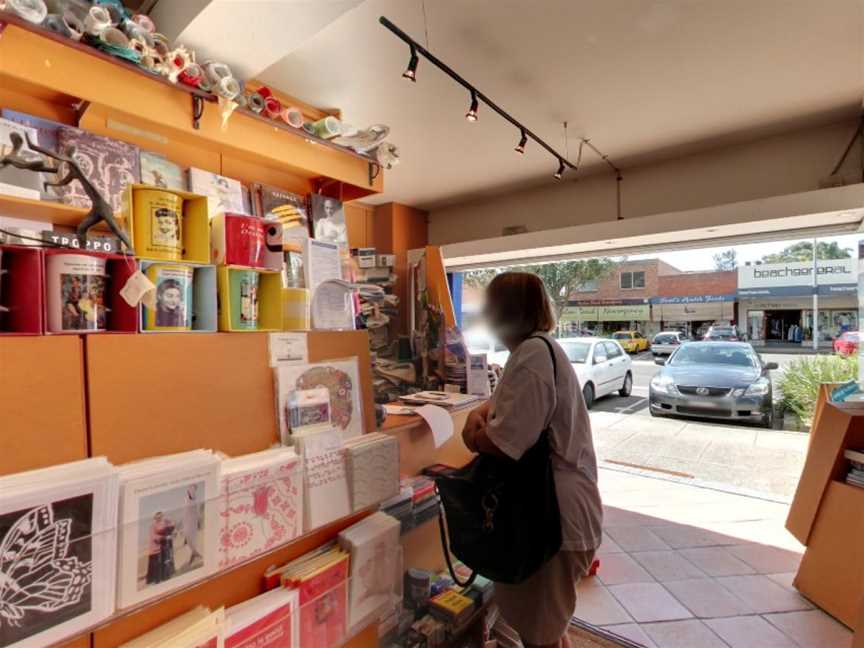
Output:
left=654, top=357, right=666, bottom=366
left=765, top=362, right=779, bottom=370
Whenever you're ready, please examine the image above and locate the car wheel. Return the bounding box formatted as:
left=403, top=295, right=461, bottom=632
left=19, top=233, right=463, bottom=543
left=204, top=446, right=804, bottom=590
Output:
left=619, top=372, right=633, bottom=397
left=583, top=383, right=595, bottom=410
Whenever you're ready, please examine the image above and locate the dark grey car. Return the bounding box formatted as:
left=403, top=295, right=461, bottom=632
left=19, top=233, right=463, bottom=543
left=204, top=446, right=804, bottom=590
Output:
left=649, top=342, right=778, bottom=427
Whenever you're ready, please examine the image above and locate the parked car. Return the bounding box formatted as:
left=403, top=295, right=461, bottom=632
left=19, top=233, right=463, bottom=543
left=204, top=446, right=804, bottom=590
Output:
left=651, top=331, right=688, bottom=356
left=559, top=337, right=633, bottom=409
left=703, top=325, right=740, bottom=341
left=464, top=329, right=510, bottom=367
left=834, top=331, right=859, bottom=356
left=611, top=331, right=650, bottom=354
left=649, top=341, right=777, bottom=427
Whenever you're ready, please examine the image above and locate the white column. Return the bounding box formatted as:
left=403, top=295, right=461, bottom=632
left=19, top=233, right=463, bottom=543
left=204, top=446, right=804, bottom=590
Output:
left=812, top=238, right=819, bottom=352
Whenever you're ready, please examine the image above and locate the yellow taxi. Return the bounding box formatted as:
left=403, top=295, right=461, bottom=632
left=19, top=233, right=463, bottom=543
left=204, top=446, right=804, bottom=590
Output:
left=611, top=331, right=650, bottom=354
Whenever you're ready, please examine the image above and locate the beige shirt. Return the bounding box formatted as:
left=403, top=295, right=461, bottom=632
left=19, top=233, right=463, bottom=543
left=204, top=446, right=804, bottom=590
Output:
left=486, top=333, right=603, bottom=551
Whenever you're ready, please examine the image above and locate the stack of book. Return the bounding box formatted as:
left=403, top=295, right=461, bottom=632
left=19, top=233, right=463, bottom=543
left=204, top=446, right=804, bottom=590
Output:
left=266, top=542, right=351, bottom=648
left=410, top=475, right=441, bottom=528
left=343, top=432, right=400, bottom=512
left=399, top=391, right=480, bottom=409
left=224, top=587, right=299, bottom=648
left=845, top=449, right=864, bottom=488
left=120, top=606, right=225, bottom=647
left=380, top=485, right=414, bottom=531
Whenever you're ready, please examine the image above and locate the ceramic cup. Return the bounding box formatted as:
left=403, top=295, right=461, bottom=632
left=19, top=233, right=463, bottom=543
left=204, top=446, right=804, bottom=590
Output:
left=225, top=214, right=266, bottom=268
left=0, top=248, right=7, bottom=315
left=144, top=263, right=194, bottom=331
left=46, top=253, right=108, bottom=333
left=231, top=269, right=259, bottom=330
left=133, top=188, right=184, bottom=261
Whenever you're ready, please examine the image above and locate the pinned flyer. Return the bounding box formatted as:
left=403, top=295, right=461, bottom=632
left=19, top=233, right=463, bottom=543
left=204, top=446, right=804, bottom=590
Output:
left=268, top=332, right=308, bottom=366
left=415, top=404, right=453, bottom=449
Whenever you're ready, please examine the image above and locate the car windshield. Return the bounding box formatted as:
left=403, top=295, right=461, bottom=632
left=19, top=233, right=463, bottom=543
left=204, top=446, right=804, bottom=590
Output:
left=670, top=345, right=756, bottom=368
left=654, top=334, right=676, bottom=344
left=561, top=341, right=591, bottom=363
left=612, top=333, right=630, bottom=340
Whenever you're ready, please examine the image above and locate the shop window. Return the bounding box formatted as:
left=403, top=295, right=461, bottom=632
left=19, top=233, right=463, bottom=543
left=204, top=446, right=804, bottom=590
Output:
left=579, top=278, right=599, bottom=292
left=620, top=271, right=645, bottom=289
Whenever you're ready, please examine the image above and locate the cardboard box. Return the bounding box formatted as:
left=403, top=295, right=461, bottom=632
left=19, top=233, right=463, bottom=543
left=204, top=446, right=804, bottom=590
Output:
left=42, top=249, right=137, bottom=334
left=217, top=265, right=282, bottom=332
left=121, top=184, right=211, bottom=264
left=352, top=247, right=376, bottom=268
left=139, top=261, right=217, bottom=333
left=0, top=245, right=43, bottom=335
left=211, top=212, right=283, bottom=271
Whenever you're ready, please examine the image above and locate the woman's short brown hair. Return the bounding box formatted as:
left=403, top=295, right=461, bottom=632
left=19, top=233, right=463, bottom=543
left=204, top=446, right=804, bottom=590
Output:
left=485, top=271, right=556, bottom=340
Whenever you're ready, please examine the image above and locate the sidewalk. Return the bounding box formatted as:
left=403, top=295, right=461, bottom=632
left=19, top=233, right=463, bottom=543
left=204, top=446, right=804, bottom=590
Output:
left=576, top=468, right=852, bottom=648
left=590, top=412, right=809, bottom=498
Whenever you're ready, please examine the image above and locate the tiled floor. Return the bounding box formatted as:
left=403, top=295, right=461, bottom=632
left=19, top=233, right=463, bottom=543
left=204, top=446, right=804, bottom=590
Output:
left=574, top=468, right=853, bottom=648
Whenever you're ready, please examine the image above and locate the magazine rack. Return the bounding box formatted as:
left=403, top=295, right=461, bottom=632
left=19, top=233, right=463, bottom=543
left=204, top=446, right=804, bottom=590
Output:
left=786, top=385, right=864, bottom=630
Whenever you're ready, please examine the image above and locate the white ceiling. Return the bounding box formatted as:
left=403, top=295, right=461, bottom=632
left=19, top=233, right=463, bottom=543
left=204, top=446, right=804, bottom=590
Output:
left=256, top=0, right=863, bottom=209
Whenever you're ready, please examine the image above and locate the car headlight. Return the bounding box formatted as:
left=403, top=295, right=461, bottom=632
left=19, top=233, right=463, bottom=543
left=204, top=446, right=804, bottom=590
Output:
left=651, top=375, right=678, bottom=395
left=744, top=378, right=771, bottom=397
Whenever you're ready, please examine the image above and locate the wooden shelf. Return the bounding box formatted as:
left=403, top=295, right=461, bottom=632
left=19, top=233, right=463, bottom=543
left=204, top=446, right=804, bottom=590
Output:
left=0, top=193, right=91, bottom=229
left=0, top=17, right=384, bottom=200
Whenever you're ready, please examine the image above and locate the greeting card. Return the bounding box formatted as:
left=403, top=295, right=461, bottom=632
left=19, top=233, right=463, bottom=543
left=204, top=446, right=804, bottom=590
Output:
left=218, top=448, right=304, bottom=568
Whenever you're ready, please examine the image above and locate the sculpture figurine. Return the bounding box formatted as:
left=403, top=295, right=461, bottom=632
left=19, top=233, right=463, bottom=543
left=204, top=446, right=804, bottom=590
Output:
left=0, top=133, right=134, bottom=253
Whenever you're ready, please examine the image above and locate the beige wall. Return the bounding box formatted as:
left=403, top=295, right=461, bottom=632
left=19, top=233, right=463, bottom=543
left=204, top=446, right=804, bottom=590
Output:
left=429, top=119, right=862, bottom=245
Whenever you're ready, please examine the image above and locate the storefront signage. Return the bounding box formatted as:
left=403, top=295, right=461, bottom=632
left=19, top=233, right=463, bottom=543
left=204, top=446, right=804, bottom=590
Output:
left=738, top=284, right=856, bottom=297
left=652, top=301, right=735, bottom=322
left=650, top=294, right=736, bottom=305
left=738, top=259, right=856, bottom=290
left=561, top=304, right=649, bottom=321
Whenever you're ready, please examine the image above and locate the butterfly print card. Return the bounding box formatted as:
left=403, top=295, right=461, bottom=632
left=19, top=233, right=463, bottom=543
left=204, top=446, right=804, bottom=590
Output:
left=0, top=458, right=118, bottom=648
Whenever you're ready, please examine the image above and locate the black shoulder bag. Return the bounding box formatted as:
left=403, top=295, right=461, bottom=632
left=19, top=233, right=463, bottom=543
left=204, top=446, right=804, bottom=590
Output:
left=434, top=336, right=562, bottom=586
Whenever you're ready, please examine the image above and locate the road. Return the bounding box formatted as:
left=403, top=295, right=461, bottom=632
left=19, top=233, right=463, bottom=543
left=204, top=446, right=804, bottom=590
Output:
left=587, top=350, right=816, bottom=497
left=592, top=350, right=812, bottom=419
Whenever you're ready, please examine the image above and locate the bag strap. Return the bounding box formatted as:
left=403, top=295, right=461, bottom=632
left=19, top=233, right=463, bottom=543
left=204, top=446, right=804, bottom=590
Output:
left=529, top=335, right=558, bottom=426
left=436, top=486, right=478, bottom=589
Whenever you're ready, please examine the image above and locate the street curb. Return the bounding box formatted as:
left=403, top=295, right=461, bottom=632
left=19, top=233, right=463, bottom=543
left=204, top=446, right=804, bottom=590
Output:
left=598, top=461, right=794, bottom=505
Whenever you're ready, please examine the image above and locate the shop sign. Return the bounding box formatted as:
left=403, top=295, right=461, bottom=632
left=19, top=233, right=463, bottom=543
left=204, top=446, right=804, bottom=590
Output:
left=738, top=284, right=857, bottom=297
left=561, top=304, right=649, bottom=321
left=650, top=294, right=736, bottom=305
left=738, top=259, right=856, bottom=290
left=653, top=301, right=735, bottom=322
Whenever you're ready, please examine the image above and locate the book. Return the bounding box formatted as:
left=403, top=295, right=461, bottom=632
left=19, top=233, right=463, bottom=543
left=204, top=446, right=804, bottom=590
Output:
left=275, top=358, right=364, bottom=442
left=254, top=184, right=310, bottom=251
left=338, top=511, right=401, bottom=630
left=119, top=606, right=225, bottom=647
left=55, top=126, right=140, bottom=213
left=283, top=387, right=331, bottom=443
left=140, top=151, right=186, bottom=191
left=187, top=167, right=246, bottom=218
left=281, top=547, right=350, bottom=648
left=399, top=391, right=481, bottom=409
left=225, top=587, right=299, bottom=648
left=293, top=427, right=351, bottom=531
left=0, top=458, right=119, bottom=648
left=0, top=109, right=63, bottom=199
left=429, top=589, right=474, bottom=625
left=115, top=450, right=220, bottom=609
left=218, top=447, right=304, bottom=568
left=343, top=433, right=400, bottom=512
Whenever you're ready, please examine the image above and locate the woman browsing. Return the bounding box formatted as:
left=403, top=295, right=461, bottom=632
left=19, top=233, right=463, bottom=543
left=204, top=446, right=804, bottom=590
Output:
left=462, top=272, right=603, bottom=648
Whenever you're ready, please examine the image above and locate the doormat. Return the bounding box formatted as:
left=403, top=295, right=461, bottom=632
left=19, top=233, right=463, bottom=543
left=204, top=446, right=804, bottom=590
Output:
left=568, top=619, right=645, bottom=648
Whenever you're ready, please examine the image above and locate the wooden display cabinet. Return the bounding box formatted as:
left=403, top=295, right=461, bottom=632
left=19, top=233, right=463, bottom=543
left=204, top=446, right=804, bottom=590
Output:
left=787, top=385, right=864, bottom=631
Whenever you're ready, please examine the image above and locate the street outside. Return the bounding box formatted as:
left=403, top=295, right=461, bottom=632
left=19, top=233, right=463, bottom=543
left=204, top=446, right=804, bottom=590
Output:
left=589, top=352, right=811, bottom=498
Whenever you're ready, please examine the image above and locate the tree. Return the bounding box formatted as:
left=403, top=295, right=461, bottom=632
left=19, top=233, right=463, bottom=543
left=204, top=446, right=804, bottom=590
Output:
left=463, top=258, right=618, bottom=317
left=760, top=241, right=852, bottom=263
left=713, top=249, right=738, bottom=271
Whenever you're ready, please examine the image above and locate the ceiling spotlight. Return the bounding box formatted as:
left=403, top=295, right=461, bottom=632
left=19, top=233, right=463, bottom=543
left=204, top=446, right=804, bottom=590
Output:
left=465, top=91, right=479, bottom=122
left=553, top=159, right=565, bottom=180
left=402, top=45, right=418, bottom=81
left=515, top=130, right=527, bottom=154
